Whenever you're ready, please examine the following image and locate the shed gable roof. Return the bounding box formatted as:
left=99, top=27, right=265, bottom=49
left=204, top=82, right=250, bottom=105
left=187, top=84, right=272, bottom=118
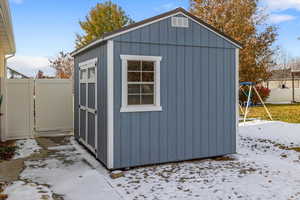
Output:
left=72, top=7, right=242, bottom=56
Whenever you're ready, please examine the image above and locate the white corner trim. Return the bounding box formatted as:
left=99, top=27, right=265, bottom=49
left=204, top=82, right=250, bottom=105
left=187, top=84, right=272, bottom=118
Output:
left=236, top=49, right=239, bottom=139
left=107, top=40, right=114, bottom=169
left=120, top=55, right=162, bottom=113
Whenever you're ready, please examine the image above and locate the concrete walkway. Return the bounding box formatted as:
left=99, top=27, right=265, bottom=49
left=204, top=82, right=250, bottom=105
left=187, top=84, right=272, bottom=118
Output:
left=0, top=137, right=123, bottom=200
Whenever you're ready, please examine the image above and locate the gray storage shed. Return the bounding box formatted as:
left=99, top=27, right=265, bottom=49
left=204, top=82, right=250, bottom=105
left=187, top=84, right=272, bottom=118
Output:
left=72, top=8, right=242, bottom=170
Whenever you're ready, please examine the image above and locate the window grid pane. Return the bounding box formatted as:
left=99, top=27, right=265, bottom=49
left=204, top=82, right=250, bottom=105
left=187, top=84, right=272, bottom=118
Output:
left=128, top=95, right=140, bottom=105
left=128, top=83, right=155, bottom=105
left=80, top=69, right=88, bottom=80
left=127, top=60, right=155, bottom=106
left=88, top=68, right=95, bottom=79
left=142, top=61, right=154, bottom=71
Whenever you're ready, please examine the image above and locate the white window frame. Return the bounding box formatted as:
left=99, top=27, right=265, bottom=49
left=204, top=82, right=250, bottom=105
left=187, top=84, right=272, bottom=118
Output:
left=79, top=58, right=97, bottom=83
left=120, top=55, right=162, bottom=112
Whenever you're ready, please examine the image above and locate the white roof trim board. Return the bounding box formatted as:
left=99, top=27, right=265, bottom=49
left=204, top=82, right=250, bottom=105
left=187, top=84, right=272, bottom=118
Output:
left=0, top=0, right=16, bottom=54
left=71, top=8, right=242, bottom=56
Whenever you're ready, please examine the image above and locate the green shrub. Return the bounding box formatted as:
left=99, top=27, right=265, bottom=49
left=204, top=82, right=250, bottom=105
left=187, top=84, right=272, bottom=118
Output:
left=0, top=146, right=17, bottom=160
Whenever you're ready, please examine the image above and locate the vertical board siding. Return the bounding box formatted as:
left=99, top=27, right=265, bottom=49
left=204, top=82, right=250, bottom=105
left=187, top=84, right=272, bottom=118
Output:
left=192, top=46, right=201, bottom=157
left=150, top=44, right=161, bottom=163
left=176, top=47, right=185, bottom=160
left=74, top=42, right=108, bottom=165
left=113, top=47, right=236, bottom=168
left=159, top=46, right=168, bottom=163
left=184, top=46, right=193, bottom=159
left=112, top=15, right=237, bottom=168
left=167, top=45, right=177, bottom=161
left=113, top=42, right=121, bottom=168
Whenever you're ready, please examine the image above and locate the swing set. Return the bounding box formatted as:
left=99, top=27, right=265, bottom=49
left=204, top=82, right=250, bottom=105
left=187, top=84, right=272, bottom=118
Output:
left=239, top=82, right=273, bottom=123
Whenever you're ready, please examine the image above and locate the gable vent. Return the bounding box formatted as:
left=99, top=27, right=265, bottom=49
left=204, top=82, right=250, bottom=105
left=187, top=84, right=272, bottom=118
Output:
left=171, top=17, right=189, bottom=28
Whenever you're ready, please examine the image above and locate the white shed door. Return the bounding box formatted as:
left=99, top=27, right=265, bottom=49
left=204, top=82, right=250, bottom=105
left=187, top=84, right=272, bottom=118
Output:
left=78, top=58, right=98, bottom=154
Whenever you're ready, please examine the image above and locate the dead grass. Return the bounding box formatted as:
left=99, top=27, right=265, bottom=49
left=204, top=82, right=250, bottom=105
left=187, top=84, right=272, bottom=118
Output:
left=245, top=103, right=300, bottom=123
left=287, top=147, right=300, bottom=152
left=212, top=156, right=235, bottom=161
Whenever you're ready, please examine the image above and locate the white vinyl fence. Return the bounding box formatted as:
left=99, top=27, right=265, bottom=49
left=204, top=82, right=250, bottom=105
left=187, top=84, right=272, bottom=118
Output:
left=3, top=79, right=73, bottom=141
left=35, top=79, right=73, bottom=133
left=266, top=88, right=300, bottom=104
left=5, top=79, right=34, bottom=140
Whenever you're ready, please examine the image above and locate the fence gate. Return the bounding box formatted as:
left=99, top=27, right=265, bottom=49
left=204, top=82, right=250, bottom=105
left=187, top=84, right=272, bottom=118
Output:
left=35, top=79, right=73, bottom=135
left=5, top=79, right=34, bottom=140
left=4, top=79, right=73, bottom=141
left=78, top=58, right=98, bottom=154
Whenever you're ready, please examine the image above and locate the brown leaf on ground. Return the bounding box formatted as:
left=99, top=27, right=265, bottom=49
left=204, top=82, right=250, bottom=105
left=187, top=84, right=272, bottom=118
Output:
left=0, top=194, right=8, bottom=200
left=212, top=156, right=235, bottom=161
left=110, top=171, right=124, bottom=179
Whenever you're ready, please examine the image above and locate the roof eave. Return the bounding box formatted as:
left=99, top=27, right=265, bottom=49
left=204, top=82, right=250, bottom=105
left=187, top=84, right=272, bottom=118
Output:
left=0, top=0, right=16, bottom=55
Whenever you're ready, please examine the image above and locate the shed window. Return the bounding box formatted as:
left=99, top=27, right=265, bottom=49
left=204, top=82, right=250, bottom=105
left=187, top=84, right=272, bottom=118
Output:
left=80, top=69, right=87, bottom=81
left=120, top=55, right=162, bottom=112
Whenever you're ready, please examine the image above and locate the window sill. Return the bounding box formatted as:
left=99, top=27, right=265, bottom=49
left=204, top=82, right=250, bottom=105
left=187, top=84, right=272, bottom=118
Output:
left=120, top=105, right=162, bottom=113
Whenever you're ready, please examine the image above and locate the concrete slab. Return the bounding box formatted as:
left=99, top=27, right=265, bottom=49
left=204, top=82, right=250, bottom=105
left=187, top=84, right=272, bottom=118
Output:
left=0, top=159, right=24, bottom=182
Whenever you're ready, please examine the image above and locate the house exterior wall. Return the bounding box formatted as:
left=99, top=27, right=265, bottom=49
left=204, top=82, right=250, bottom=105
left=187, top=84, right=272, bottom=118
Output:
left=0, top=0, right=16, bottom=141
left=0, top=52, right=4, bottom=78
left=264, top=80, right=300, bottom=89
left=74, top=42, right=108, bottom=165
left=265, top=88, right=300, bottom=103
left=111, top=15, right=237, bottom=169
left=0, top=51, right=5, bottom=140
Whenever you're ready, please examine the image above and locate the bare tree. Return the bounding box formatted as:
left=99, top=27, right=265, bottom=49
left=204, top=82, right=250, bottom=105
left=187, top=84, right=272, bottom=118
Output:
left=49, top=51, right=74, bottom=79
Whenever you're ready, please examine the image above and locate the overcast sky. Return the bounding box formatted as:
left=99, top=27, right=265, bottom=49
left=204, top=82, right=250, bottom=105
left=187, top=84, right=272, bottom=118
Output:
left=7, top=0, right=300, bottom=77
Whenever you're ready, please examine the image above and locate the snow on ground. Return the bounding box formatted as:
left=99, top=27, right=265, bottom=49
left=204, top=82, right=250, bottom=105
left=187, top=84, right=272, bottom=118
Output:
left=240, top=120, right=300, bottom=147
left=5, top=181, right=54, bottom=200
left=13, top=139, right=41, bottom=159
left=5, top=121, right=300, bottom=200
left=13, top=141, right=122, bottom=200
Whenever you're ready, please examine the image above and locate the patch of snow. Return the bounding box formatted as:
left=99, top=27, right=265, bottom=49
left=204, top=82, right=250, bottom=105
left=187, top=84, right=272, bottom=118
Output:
left=240, top=120, right=300, bottom=147
left=5, top=181, right=54, bottom=200
left=13, top=139, right=41, bottom=159
left=20, top=138, right=122, bottom=200
left=70, top=137, right=104, bottom=169
left=47, top=145, right=74, bottom=151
